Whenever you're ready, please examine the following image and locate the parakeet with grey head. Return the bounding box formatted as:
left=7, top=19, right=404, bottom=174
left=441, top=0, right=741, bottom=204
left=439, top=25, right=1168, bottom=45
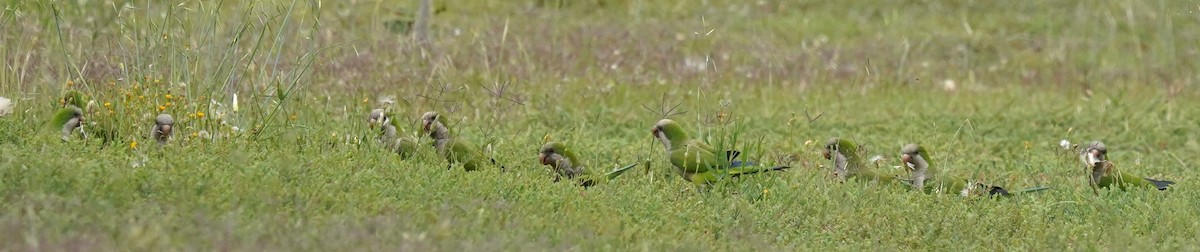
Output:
left=421, top=111, right=505, bottom=171
left=650, top=119, right=789, bottom=186
left=822, top=137, right=897, bottom=183
left=899, top=143, right=1049, bottom=197
left=538, top=141, right=637, bottom=187
left=1079, top=141, right=1174, bottom=191
left=49, top=105, right=85, bottom=142
left=368, top=109, right=418, bottom=158
left=151, top=114, right=174, bottom=145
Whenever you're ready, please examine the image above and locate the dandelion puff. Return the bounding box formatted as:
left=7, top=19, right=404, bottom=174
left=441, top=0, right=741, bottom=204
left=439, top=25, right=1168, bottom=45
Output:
left=1059, top=139, right=1072, bottom=150
left=869, top=155, right=885, bottom=163
left=0, top=96, right=12, bottom=117
left=379, top=95, right=396, bottom=107
left=942, top=79, right=957, bottom=91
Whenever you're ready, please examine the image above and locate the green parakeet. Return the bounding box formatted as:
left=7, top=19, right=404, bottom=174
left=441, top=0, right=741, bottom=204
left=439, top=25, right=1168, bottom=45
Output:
left=422, top=111, right=505, bottom=171
left=899, top=144, right=1050, bottom=197
left=368, top=109, right=418, bottom=159
left=538, top=142, right=637, bottom=187
left=822, top=137, right=897, bottom=183
left=1080, top=141, right=1174, bottom=191
left=650, top=119, right=789, bottom=185
left=151, top=114, right=174, bottom=145
left=49, top=105, right=85, bottom=142
left=57, top=90, right=118, bottom=145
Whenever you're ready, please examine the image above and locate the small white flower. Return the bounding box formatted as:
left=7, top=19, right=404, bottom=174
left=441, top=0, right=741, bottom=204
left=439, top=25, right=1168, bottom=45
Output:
left=942, top=79, right=957, bottom=91
left=231, top=126, right=240, bottom=132
left=1060, top=139, right=1071, bottom=149
left=869, top=155, right=885, bottom=163
left=231, top=93, right=239, bottom=112
left=0, top=96, right=12, bottom=117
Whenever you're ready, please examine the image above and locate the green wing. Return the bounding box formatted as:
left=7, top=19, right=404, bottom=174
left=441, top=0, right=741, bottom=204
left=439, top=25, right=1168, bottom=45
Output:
left=668, top=145, right=721, bottom=174
left=61, top=90, right=90, bottom=109
left=391, top=137, right=419, bottom=159
left=443, top=139, right=503, bottom=171
left=1102, top=171, right=1174, bottom=190
left=48, top=107, right=80, bottom=129
left=577, top=163, right=638, bottom=187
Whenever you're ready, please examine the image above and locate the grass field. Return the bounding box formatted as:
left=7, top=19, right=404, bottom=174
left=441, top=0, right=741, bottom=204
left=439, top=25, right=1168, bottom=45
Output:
left=2, top=0, right=1199, bottom=250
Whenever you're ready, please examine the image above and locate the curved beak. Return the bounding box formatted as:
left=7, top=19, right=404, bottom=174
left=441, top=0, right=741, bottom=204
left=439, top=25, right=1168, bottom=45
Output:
left=422, top=120, right=432, bottom=132
left=650, top=127, right=659, bottom=138
left=368, top=119, right=377, bottom=129
left=822, top=150, right=831, bottom=160
left=1087, top=149, right=1104, bottom=164
left=160, top=124, right=172, bottom=136
left=900, top=153, right=913, bottom=170
left=538, top=153, right=548, bottom=165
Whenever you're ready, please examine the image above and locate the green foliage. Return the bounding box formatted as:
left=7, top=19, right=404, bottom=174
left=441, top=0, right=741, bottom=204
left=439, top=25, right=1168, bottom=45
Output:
left=1, top=0, right=1198, bottom=250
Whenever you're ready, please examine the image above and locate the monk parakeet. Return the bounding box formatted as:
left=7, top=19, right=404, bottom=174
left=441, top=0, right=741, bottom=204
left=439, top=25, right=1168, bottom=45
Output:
left=421, top=111, right=505, bottom=171
left=822, top=137, right=898, bottom=183
left=368, top=109, right=418, bottom=158
left=538, top=142, right=637, bottom=187
left=650, top=119, right=789, bottom=185
left=49, top=105, right=85, bottom=142
left=57, top=90, right=118, bottom=145
left=1080, top=141, right=1174, bottom=191
left=899, top=143, right=1050, bottom=197
left=151, top=114, right=174, bottom=145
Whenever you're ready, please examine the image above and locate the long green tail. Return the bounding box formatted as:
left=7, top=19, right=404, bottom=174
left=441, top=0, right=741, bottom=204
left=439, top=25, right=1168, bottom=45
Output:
left=994, top=186, right=1052, bottom=197
left=579, top=163, right=638, bottom=187
left=727, top=165, right=790, bottom=178
left=602, top=163, right=638, bottom=180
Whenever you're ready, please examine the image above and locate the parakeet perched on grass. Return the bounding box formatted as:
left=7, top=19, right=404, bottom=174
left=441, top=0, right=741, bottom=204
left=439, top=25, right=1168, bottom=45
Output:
left=538, top=141, right=637, bottom=187
left=1080, top=141, right=1174, bottom=191
left=899, top=143, right=1050, bottom=197
left=422, top=111, right=504, bottom=171
left=55, top=90, right=119, bottom=145
left=151, top=114, right=174, bottom=145
left=368, top=109, right=419, bottom=159
left=49, top=105, right=84, bottom=142
left=650, top=119, right=788, bottom=185
left=822, top=137, right=897, bottom=183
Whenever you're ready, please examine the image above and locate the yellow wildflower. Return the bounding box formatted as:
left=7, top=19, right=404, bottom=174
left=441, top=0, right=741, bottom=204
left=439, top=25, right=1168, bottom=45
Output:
left=157, top=105, right=166, bottom=112
left=104, top=102, right=112, bottom=107
left=196, top=112, right=205, bottom=118
left=130, top=141, right=138, bottom=149
left=165, top=94, right=172, bottom=100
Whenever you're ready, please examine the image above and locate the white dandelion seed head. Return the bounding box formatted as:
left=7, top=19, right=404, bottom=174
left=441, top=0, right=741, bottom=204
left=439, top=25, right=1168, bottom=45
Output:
left=1059, top=139, right=1071, bottom=149
left=379, top=95, right=396, bottom=107
left=942, top=79, right=957, bottom=91
left=0, top=96, right=12, bottom=117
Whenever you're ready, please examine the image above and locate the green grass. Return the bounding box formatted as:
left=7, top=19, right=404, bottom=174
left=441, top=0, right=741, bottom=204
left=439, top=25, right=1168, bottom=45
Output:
left=2, top=0, right=1199, bottom=250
